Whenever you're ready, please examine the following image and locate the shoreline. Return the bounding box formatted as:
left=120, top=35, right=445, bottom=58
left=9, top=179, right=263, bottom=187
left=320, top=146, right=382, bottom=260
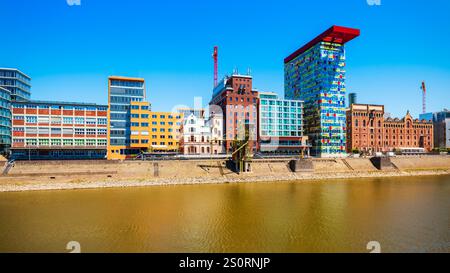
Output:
left=1, top=169, right=449, bottom=193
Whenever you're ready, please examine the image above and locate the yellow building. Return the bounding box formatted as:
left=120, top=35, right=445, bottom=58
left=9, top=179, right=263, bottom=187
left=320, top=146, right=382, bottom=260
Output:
left=129, top=101, right=183, bottom=153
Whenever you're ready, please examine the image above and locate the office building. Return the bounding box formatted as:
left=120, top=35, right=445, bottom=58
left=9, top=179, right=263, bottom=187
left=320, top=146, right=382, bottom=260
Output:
left=0, top=68, right=31, bottom=101
left=0, top=87, right=12, bottom=154
left=10, top=100, right=108, bottom=160
left=284, top=26, right=360, bottom=157
left=108, top=76, right=145, bottom=160
left=258, top=92, right=309, bottom=154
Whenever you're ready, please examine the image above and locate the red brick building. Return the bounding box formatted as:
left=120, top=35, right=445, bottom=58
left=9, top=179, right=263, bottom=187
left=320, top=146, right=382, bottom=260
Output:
left=346, top=104, right=433, bottom=154
left=209, top=73, right=258, bottom=153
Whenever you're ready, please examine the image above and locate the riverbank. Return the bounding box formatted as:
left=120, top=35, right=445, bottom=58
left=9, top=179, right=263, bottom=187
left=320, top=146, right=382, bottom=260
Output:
left=1, top=156, right=449, bottom=192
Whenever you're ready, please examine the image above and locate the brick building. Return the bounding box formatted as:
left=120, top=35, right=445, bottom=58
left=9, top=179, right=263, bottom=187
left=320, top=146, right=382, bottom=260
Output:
left=209, top=72, right=258, bottom=153
left=346, top=104, right=433, bottom=154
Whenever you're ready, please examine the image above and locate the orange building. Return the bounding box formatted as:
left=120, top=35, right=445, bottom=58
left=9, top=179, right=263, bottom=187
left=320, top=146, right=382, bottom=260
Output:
left=346, top=104, right=433, bottom=154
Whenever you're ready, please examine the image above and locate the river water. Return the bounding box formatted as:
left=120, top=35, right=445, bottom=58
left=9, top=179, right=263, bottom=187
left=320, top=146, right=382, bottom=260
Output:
left=0, top=175, right=449, bottom=253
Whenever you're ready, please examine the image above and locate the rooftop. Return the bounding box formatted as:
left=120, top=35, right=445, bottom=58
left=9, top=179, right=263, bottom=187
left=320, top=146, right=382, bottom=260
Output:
left=284, top=25, right=360, bottom=64
left=12, top=99, right=108, bottom=107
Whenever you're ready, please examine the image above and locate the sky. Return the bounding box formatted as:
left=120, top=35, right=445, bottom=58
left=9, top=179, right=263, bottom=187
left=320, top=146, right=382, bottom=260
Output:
left=1, top=0, right=449, bottom=117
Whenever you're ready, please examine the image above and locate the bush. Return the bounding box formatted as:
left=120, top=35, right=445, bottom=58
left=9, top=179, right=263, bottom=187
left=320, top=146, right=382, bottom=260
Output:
left=352, top=149, right=360, bottom=154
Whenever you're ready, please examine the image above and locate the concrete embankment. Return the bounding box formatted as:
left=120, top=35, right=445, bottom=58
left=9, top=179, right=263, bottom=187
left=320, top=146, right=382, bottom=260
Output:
left=1, top=156, right=449, bottom=192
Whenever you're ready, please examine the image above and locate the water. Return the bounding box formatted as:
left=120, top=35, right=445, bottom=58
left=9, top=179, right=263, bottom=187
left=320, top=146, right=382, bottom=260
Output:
left=0, top=176, right=449, bottom=253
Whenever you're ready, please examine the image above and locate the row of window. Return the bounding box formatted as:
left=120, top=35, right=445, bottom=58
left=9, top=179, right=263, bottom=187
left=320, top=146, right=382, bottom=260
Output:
left=14, top=116, right=107, bottom=125
left=14, top=139, right=107, bottom=146
left=13, top=127, right=107, bottom=135
left=13, top=104, right=107, bottom=111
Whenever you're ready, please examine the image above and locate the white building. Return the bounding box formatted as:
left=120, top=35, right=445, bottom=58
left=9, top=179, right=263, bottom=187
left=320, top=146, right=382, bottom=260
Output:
left=179, top=111, right=224, bottom=155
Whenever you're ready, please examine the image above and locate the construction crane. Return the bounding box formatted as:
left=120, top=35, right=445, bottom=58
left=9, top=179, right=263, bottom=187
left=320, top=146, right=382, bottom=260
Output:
left=213, top=46, right=218, bottom=88
left=420, top=81, right=427, bottom=114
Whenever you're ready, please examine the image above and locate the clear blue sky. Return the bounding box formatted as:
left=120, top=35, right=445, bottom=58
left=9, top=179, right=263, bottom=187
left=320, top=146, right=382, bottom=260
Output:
left=1, top=0, right=449, bottom=117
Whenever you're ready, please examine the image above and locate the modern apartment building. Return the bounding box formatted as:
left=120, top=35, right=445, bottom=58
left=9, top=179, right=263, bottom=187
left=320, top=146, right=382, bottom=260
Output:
left=108, top=76, right=145, bottom=160
left=284, top=26, right=360, bottom=157
left=210, top=72, right=258, bottom=154
left=346, top=104, right=434, bottom=154
left=10, top=100, right=108, bottom=160
left=0, top=68, right=31, bottom=101
left=258, top=92, right=309, bottom=154
left=0, top=87, right=12, bottom=154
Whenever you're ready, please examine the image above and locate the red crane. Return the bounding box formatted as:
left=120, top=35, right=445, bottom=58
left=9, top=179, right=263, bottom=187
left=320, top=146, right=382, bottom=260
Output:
left=421, top=81, right=427, bottom=114
left=213, top=46, right=218, bottom=88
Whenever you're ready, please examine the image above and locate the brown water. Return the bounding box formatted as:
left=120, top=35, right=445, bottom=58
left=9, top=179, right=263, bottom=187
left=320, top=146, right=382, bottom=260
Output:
left=0, top=175, right=449, bottom=253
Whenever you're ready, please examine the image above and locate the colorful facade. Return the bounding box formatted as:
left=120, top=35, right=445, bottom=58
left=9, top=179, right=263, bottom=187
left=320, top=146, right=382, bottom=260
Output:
left=10, top=100, right=108, bottom=160
left=0, top=68, right=31, bottom=101
left=284, top=26, right=360, bottom=157
left=0, top=87, right=12, bottom=153
left=258, top=92, right=309, bottom=154
left=346, top=104, right=434, bottom=154
left=108, top=76, right=145, bottom=160
left=210, top=73, right=258, bottom=153
left=133, top=107, right=182, bottom=153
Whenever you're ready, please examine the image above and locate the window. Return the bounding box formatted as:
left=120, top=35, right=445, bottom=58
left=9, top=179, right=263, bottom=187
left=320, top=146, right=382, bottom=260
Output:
left=75, top=117, right=84, bottom=124
left=87, top=129, right=96, bottom=135
left=86, top=118, right=96, bottom=125
left=51, top=116, right=61, bottom=124
left=63, top=117, right=73, bottom=124
left=51, top=139, right=61, bottom=146
left=98, top=118, right=107, bottom=125
left=141, top=123, right=149, bottom=127
left=26, top=116, right=37, bottom=123
left=75, top=128, right=85, bottom=135
left=141, top=114, right=149, bottom=119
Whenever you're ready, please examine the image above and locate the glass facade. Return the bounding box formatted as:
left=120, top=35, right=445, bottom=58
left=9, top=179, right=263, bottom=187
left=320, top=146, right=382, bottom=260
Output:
left=0, top=68, right=31, bottom=101
left=0, top=87, right=12, bottom=153
left=285, top=41, right=348, bottom=157
left=109, top=78, right=145, bottom=147
left=259, top=92, right=304, bottom=138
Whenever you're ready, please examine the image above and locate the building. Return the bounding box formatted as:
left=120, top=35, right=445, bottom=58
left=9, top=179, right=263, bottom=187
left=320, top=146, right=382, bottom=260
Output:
left=0, top=87, right=12, bottom=154
left=10, top=100, right=108, bottom=160
left=258, top=92, right=309, bottom=155
left=108, top=76, right=145, bottom=160
left=145, top=110, right=182, bottom=153
left=127, top=101, right=182, bottom=155
left=348, top=93, right=357, bottom=106
left=420, top=110, right=450, bottom=149
left=346, top=104, right=434, bottom=154
left=284, top=26, right=360, bottom=157
left=179, top=113, right=212, bottom=155
left=210, top=72, right=258, bottom=154
left=0, top=68, right=31, bottom=101
left=208, top=112, right=224, bottom=154
left=177, top=108, right=205, bottom=119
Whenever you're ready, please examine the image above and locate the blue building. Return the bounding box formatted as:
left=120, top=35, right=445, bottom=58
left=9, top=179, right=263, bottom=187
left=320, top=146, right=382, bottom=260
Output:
left=0, top=87, right=12, bottom=154
left=258, top=92, right=309, bottom=155
left=284, top=26, right=360, bottom=157
left=107, top=76, right=146, bottom=159
left=0, top=68, right=31, bottom=101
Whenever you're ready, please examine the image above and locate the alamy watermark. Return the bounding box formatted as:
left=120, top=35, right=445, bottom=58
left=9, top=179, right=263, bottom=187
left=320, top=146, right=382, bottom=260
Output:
left=367, top=0, right=381, bottom=6
left=66, top=0, right=81, bottom=6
